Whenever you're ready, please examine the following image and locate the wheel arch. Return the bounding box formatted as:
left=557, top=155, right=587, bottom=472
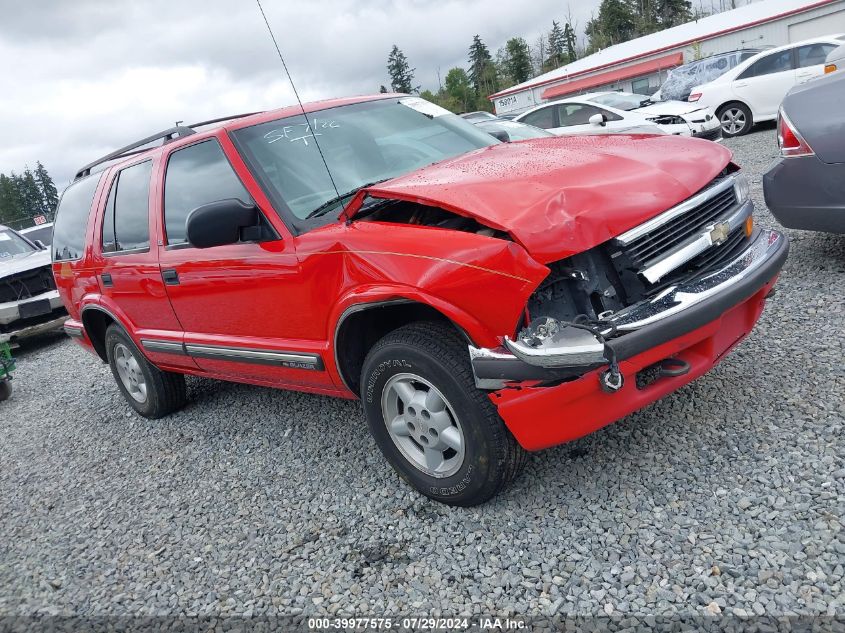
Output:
left=80, top=305, right=122, bottom=362
left=333, top=298, right=477, bottom=395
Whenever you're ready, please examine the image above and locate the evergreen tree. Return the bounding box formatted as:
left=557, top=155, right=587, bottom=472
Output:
left=655, top=0, right=692, bottom=27
left=504, top=37, right=533, bottom=84
left=379, top=85, right=388, bottom=93
left=20, top=169, right=45, bottom=216
left=585, top=0, right=638, bottom=52
left=468, top=35, right=497, bottom=98
left=386, top=45, right=418, bottom=94
left=547, top=21, right=566, bottom=69
left=34, top=161, right=58, bottom=216
left=0, top=161, right=60, bottom=226
left=563, top=22, right=578, bottom=63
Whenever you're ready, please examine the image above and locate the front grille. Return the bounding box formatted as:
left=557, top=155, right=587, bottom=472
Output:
left=620, top=179, right=738, bottom=270
left=0, top=266, right=56, bottom=303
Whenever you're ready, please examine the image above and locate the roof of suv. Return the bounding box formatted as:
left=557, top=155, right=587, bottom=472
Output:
left=74, top=93, right=404, bottom=181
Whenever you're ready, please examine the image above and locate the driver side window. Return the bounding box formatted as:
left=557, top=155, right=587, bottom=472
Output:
left=163, top=140, right=252, bottom=246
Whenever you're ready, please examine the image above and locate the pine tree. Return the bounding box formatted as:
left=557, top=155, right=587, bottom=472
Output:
left=504, top=38, right=533, bottom=84
left=547, top=21, right=566, bottom=69
left=0, top=174, right=16, bottom=226
left=379, top=85, right=388, bottom=93
left=656, top=0, right=692, bottom=27
left=563, top=23, right=578, bottom=63
left=585, top=0, right=638, bottom=52
left=468, top=35, right=497, bottom=97
left=20, top=169, right=45, bottom=216
left=34, top=161, right=58, bottom=217
left=386, top=45, right=418, bottom=94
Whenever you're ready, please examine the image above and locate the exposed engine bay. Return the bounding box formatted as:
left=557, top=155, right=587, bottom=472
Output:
left=355, top=197, right=510, bottom=239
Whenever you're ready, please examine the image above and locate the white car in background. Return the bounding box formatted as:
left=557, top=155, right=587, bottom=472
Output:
left=688, top=34, right=845, bottom=137
left=583, top=91, right=721, bottom=139
left=513, top=92, right=719, bottom=138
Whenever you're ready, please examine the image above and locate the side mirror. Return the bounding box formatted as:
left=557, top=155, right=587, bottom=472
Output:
left=589, top=113, right=608, bottom=127
left=489, top=129, right=511, bottom=142
left=186, top=199, right=260, bottom=249
left=33, top=240, right=47, bottom=250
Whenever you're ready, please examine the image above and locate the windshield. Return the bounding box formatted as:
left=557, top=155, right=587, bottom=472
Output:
left=231, top=97, right=498, bottom=231
left=476, top=119, right=554, bottom=140
left=658, top=51, right=758, bottom=101
left=588, top=92, right=651, bottom=111
left=0, top=229, right=36, bottom=259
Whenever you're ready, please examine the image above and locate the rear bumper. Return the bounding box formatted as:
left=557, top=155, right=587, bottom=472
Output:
left=764, top=156, right=845, bottom=234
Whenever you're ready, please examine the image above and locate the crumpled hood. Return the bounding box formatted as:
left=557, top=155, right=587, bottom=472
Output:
left=634, top=100, right=709, bottom=117
left=0, top=249, right=51, bottom=277
left=354, top=135, right=732, bottom=264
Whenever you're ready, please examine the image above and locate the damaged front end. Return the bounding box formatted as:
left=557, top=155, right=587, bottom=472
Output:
left=470, top=172, right=789, bottom=391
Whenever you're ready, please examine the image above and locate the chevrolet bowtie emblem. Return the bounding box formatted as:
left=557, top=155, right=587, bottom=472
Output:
left=708, top=221, right=731, bottom=245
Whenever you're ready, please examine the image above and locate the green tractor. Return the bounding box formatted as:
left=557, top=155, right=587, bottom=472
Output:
left=0, top=335, right=14, bottom=401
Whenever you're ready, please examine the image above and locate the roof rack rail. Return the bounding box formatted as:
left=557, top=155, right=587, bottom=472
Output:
left=187, top=111, right=263, bottom=129
left=74, top=126, right=195, bottom=180
left=73, top=111, right=263, bottom=181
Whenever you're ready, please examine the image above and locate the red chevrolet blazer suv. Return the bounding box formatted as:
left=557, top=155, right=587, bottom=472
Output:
left=53, top=94, right=788, bottom=505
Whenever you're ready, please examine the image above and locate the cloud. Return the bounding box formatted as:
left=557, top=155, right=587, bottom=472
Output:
left=0, top=0, right=599, bottom=187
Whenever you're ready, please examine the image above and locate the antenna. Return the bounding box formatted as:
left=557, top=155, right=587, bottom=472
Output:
left=254, top=0, right=341, bottom=200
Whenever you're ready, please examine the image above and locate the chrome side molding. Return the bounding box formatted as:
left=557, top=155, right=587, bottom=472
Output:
left=140, top=339, right=323, bottom=371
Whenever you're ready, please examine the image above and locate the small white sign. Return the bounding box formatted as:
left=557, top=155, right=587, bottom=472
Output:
left=33, top=215, right=47, bottom=225
left=493, top=90, right=536, bottom=115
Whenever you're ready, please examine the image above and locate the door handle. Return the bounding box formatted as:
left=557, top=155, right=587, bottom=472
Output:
left=161, top=269, right=180, bottom=285
left=100, top=272, right=113, bottom=287
left=734, top=81, right=748, bottom=87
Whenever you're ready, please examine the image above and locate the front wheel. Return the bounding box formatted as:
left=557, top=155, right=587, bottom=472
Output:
left=105, top=324, right=187, bottom=419
left=360, top=321, right=527, bottom=506
left=718, top=102, right=753, bottom=137
left=0, top=380, right=11, bottom=402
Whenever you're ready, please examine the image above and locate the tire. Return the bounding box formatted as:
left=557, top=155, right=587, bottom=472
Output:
left=105, top=324, right=186, bottom=419
left=717, top=102, right=753, bottom=137
left=360, top=321, right=527, bottom=506
left=0, top=380, right=11, bottom=402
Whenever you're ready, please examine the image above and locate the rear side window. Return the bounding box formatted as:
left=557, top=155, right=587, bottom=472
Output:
left=796, top=43, right=836, bottom=68
left=101, top=161, right=152, bottom=253
left=52, top=173, right=101, bottom=261
left=163, top=140, right=251, bottom=245
left=737, top=50, right=793, bottom=79
left=520, top=107, right=556, bottom=129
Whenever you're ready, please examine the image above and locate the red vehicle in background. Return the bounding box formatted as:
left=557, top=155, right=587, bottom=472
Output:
left=53, top=95, right=787, bottom=505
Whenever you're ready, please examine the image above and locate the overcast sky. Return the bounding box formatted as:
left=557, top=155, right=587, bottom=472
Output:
left=0, top=0, right=607, bottom=188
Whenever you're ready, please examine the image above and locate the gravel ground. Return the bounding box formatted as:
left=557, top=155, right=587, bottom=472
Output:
left=1, top=127, right=844, bottom=624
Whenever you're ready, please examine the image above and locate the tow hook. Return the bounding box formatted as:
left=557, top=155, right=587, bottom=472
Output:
left=599, top=367, right=624, bottom=393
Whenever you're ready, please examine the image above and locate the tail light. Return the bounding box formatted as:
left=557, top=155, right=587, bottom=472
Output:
left=688, top=93, right=702, bottom=102
left=825, top=63, right=837, bottom=74
left=777, top=108, right=814, bottom=158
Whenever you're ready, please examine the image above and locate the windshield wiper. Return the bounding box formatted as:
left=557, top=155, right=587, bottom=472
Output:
left=305, top=179, right=390, bottom=220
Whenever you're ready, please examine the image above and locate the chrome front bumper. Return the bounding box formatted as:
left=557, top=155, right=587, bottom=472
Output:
left=470, top=228, right=788, bottom=388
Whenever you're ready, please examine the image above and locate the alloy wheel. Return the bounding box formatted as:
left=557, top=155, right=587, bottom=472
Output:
left=113, top=343, right=148, bottom=403
left=720, top=108, right=746, bottom=135
left=381, top=373, right=465, bottom=478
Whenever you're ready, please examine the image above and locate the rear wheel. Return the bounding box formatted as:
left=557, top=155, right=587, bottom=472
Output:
left=360, top=321, right=527, bottom=506
left=718, top=102, right=752, bottom=137
left=0, top=380, right=11, bottom=402
left=105, top=324, right=186, bottom=418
